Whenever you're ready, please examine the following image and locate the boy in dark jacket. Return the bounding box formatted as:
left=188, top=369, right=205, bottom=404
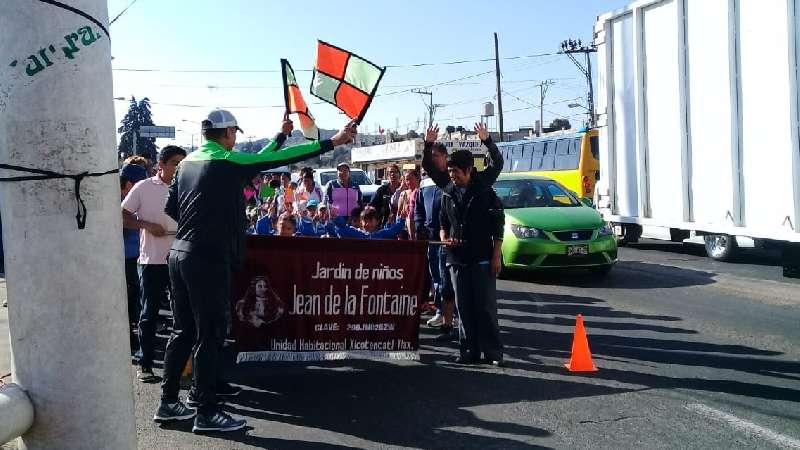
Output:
left=440, top=150, right=505, bottom=366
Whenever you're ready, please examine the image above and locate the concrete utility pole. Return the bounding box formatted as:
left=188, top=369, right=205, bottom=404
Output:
left=536, top=80, right=555, bottom=136
left=560, top=39, right=597, bottom=127
left=0, top=1, right=137, bottom=449
left=494, top=32, right=504, bottom=142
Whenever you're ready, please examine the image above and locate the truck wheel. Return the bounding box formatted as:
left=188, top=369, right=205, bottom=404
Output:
left=670, top=228, right=690, bottom=242
left=781, top=243, right=800, bottom=279
left=704, top=234, right=738, bottom=261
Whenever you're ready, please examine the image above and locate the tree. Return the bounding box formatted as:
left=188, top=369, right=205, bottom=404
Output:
left=549, top=118, right=572, bottom=131
left=235, top=139, right=267, bottom=153
left=117, top=97, right=158, bottom=161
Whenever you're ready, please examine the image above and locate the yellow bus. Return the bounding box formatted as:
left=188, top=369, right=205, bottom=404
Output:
left=495, top=129, right=599, bottom=199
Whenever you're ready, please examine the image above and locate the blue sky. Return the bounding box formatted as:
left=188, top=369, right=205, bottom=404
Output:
left=108, top=0, right=626, bottom=148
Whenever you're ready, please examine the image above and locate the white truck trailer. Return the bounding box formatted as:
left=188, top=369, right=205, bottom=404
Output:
left=593, top=0, right=800, bottom=276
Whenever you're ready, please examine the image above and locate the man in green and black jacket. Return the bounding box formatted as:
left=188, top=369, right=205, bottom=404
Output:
left=156, top=109, right=356, bottom=433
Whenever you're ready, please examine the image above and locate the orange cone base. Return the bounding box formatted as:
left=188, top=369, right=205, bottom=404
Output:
left=564, top=361, right=598, bottom=372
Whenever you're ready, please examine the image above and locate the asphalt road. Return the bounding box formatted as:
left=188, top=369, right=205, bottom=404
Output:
left=2, top=240, right=799, bottom=449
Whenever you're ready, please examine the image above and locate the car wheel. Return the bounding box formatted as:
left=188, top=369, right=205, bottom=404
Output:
left=703, top=234, right=738, bottom=261
left=589, top=265, right=613, bottom=276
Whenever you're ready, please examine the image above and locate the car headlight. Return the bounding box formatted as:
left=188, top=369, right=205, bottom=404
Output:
left=598, top=223, right=613, bottom=236
left=510, top=224, right=542, bottom=239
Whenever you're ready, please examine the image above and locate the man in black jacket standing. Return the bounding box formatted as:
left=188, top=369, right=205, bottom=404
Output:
left=156, top=109, right=356, bottom=433
left=440, top=150, right=505, bottom=366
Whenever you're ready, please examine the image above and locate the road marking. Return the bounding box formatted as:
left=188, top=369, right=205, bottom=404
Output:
left=686, top=403, right=800, bottom=449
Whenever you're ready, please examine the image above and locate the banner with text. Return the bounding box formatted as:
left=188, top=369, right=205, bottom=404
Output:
left=233, top=236, right=427, bottom=362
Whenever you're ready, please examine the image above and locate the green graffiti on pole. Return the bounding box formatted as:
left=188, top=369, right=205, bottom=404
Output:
left=9, top=25, right=104, bottom=77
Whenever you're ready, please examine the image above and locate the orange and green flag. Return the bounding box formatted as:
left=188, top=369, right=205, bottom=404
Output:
left=282, top=58, right=319, bottom=140
left=310, top=41, right=385, bottom=124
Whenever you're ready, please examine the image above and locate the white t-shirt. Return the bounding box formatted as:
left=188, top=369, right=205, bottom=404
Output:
left=121, top=175, right=177, bottom=265
left=295, top=183, right=323, bottom=213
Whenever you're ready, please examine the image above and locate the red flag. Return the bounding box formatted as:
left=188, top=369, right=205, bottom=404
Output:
left=310, top=41, right=386, bottom=124
left=281, top=59, right=319, bottom=140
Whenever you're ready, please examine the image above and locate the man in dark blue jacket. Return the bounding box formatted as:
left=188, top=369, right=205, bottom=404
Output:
left=440, top=150, right=505, bottom=366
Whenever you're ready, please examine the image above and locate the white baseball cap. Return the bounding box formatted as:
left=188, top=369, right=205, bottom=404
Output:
left=202, top=109, right=243, bottom=133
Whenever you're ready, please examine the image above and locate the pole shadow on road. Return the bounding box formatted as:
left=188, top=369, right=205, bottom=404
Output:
left=492, top=290, right=800, bottom=406
left=628, top=241, right=784, bottom=267
left=502, top=262, right=717, bottom=290
left=221, top=357, right=620, bottom=450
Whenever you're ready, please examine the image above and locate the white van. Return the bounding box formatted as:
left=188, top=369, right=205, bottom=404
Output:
left=292, top=168, right=379, bottom=204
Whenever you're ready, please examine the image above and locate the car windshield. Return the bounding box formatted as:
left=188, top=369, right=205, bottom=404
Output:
left=494, top=179, right=581, bottom=208
left=320, top=171, right=371, bottom=186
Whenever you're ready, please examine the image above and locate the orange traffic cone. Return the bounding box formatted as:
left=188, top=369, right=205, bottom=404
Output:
left=564, top=314, right=598, bottom=372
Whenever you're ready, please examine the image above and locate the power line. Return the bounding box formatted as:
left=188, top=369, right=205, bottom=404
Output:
left=376, top=70, right=495, bottom=97
left=112, top=76, right=565, bottom=111
left=114, top=69, right=497, bottom=103
left=441, top=96, right=583, bottom=123
left=128, top=77, right=576, bottom=91
left=386, top=51, right=557, bottom=68
left=111, top=52, right=558, bottom=74
left=502, top=91, right=581, bottom=115
left=109, top=0, right=140, bottom=25
left=111, top=71, right=494, bottom=109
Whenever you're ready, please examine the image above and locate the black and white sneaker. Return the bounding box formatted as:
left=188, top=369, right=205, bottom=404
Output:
left=192, top=410, right=247, bottom=433
left=153, top=401, right=196, bottom=423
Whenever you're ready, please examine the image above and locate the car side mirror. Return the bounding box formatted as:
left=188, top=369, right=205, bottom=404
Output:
left=580, top=197, right=593, bottom=207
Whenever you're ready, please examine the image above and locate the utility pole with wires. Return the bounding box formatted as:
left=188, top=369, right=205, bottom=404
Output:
left=494, top=32, right=504, bottom=142
left=412, top=89, right=444, bottom=130
left=559, top=39, right=597, bottom=127
left=535, top=80, right=555, bottom=136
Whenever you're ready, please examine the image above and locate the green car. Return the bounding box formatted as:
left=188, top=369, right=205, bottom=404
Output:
left=494, top=174, right=618, bottom=274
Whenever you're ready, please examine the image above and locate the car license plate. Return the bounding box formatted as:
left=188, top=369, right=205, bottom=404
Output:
left=567, top=245, right=589, bottom=257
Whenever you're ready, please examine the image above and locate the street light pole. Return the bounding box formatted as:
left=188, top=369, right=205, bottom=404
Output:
left=568, top=103, right=591, bottom=128
left=176, top=129, right=197, bottom=152
left=182, top=119, right=200, bottom=151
